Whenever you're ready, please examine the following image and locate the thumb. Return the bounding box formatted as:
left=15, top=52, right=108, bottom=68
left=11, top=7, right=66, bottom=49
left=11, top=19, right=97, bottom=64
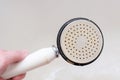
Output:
left=5, top=50, right=28, bottom=65
left=0, top=50, right=28, bottom=75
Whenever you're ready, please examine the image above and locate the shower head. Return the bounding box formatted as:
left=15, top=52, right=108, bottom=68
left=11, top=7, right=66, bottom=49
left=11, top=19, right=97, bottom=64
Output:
left=57, top=18, right=104, bottom=66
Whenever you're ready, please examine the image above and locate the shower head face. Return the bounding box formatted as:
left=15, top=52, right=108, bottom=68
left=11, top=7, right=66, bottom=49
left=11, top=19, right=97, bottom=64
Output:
left=57, top=18, right=104, bottom=66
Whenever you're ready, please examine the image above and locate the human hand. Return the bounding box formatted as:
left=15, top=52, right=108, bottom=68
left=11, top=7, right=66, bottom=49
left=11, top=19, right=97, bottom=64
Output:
left=0, top=50, right=28, bottom=80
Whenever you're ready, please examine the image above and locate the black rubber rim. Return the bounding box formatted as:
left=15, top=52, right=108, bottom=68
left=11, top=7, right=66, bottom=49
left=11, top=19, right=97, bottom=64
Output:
left=57, top=17, right=104, bottom=66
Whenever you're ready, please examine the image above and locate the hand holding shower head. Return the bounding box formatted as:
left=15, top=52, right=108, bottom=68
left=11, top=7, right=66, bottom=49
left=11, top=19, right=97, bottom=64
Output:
left=1, top=18, right=104, bottom=79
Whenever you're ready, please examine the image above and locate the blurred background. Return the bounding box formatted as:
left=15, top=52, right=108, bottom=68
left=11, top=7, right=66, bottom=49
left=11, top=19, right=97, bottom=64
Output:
left=0, top=0, right=120, bottom=80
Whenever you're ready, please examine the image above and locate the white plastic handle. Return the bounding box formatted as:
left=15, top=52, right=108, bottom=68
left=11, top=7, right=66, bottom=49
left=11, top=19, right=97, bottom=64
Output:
left=1, top=47, right=58, bottom=79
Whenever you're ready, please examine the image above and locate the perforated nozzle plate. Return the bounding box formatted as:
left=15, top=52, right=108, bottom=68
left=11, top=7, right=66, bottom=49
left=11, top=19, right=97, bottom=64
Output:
left=57, top=18, right=104, bottom=66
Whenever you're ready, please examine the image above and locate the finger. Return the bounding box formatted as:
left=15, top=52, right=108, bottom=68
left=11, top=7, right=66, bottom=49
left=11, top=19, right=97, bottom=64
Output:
left=0, top=78, right=5, bottom=80
left=12, top=74, right=25, bottom=80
